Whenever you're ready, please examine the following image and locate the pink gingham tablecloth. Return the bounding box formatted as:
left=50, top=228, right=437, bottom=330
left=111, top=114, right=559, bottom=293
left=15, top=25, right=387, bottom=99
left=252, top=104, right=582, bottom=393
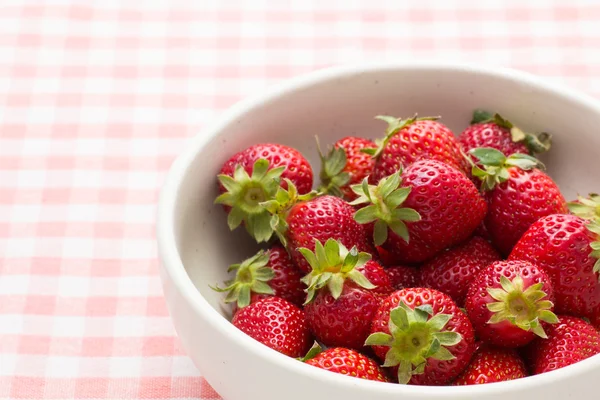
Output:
left=1, top=1, right=600, bottom=399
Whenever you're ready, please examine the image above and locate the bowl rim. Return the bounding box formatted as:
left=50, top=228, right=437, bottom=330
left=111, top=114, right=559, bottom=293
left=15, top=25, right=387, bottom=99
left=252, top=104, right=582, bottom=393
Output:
left=157, top=61, right=600, bottom=396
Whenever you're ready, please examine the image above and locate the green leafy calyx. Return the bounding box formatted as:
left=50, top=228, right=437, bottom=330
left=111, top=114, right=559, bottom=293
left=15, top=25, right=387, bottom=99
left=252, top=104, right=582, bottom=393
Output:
left=364, top=302, right=462, bottom=384
left=215, top=158, right=285, bottom=243
left=365, top=114, right=440, bottom=158
left=486, top=275, right=559, bottom=338
left=350, top=172, right=421, bottom=246
left=316, top=137, right=351, bottom=198
left=299, top=238, right=375, bottom=304
left=469, top=147, right=544, bottom=191
left=260, top=180, right=317, bottom=247
left=470, top=109, right=552, bottom=155
left=298, top=341, right=323, bottom=362
left=210, top=250, right=274, bottom=308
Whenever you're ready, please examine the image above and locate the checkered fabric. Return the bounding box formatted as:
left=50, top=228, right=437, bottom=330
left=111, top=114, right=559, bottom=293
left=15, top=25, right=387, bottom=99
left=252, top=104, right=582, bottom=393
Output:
left=1, top=1, right=599, bottom=399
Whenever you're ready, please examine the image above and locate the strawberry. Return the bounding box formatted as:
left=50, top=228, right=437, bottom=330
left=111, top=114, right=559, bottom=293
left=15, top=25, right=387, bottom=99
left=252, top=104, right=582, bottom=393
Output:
left=509, top=213, right=600, bottom=320
left=420, top=236, right=501, bottom=306
left=386, top=265, right=421, bottom=290
left=459, top=110, right=551, bottom=158
left=300, top=239, right=379, bottom=350
left=356, top=260, right=394, bottom=301
left=368, top=115, right=470, bottom=183
left=215, top=143, right=313, bottom=242
left=469, top=148, right=568, bottom=256
left=464, top=260, right=558, bottom=348
left=352, top=160, right=487, bottom=264
left=318, top=136, right=376, bottom=200
left=366, top=288, right=475, bottom=385
left=212, top=245, right=306, bottom=313
left=231, top=296, right=312, bottom=358
left=302, top=343, right=389, bottom=382
left=526, top=315, right=600, bottom=375
left=453, top=345, right=527, bottom=385
left=263, top=182, right=371, bottom=273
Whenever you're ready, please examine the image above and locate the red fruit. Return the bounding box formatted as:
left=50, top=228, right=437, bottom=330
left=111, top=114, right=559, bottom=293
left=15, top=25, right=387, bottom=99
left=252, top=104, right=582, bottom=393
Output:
left=421, top=237, right=501, bottom=306
left=356, top=260, right=394, bottom=301
left=453, top=345, right=527, bottom=385
left=458, top=110, right=551, bottom=158
left=216, top=143, right=313, bottom=243
left=526, top=316, right=600, bottom=374
left=370, top=115, right=470, bottom=184
left=266, top=191, right=371, bottom=274
left=353, top=160, right=487, bottom=264
left=470, top=148, right=568, bottom=256
left=305, top=346, right=389, bottom=382
left=386, top=265, right=421, bottom=290
left=232, top=297, right=312, bottom=358
left=509, top=214, right=600, bottom=320
left=300, top=239, right=380, bottom=350
left=465, top=260, right=558, bottom=348
left=318, top=136, right=376, bottom=200
left=366, top=288, right=475, bottom=385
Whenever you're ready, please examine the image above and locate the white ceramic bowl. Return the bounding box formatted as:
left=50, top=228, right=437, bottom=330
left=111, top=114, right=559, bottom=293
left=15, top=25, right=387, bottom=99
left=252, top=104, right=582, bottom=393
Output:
left=157, top=62, right=600, bottom=400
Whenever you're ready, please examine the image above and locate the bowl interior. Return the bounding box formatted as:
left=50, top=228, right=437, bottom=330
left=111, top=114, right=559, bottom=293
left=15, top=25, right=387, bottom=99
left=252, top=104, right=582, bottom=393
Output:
left=171, top=65, right=600, bottom=320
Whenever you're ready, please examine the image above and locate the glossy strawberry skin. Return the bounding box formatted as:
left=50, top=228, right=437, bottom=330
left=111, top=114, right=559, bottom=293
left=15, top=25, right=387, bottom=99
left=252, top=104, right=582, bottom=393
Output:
left=370, top=288, right=476, bottom=385
left=526, top=316, right=600, bottom=375
left=509, top=214, right=600, bottom=319
left=266, top=244, right=306, bottom=306
left=371, top=120, right=469, bottom=184
left=305, top=347, right=389, bottom=382
left=335, top=137, right=376, bottom=200
left=421, top=236, right=501, bottom=306
left=305, top=285, right=379, bottom=350
left=380, top=160, right=487, bottom=264
left=356, top=260, right=394, bottom=301
left=465, top=260, right=555, bottom=348
left=386, top=265, right=421, bottom=290
left=232, top=297, right=312, bottom=358
left=459, top=122, right=530, bottom=158
left=453, top=345, right=527, bottom=385
left=219, top=143, right=313, bottom=195
left=484, top=167, right=567, bottom=256
left=287, top=195, right=371, bottom=273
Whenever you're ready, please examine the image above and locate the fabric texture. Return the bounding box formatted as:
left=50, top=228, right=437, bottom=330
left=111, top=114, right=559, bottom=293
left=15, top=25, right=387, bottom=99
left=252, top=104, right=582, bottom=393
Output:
left=1, top=1, right=599, bottom=399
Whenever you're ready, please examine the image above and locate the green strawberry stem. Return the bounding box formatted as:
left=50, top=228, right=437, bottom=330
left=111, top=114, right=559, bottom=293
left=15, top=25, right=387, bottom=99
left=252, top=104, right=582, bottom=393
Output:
left=298, top=341, right=323, bottom=362
left=316, top=136, right=350, bottom=198
left=210, top=250, right=275, bottom=308
left=486, top=275, right=559, bottom=338
left=365, top=302, right=462, bottom=384
left=470, top=109, right=552, bottom=155
left=260, top=179, right=318, bottom=247
left=469, top=147, right=544, bottom=192
left=299, top=238, right=375, bottom=304
left=568, top=194, right=600, bottom=280
left=215, top=158, right=285, bottom=243
left=350, top=172, right=421, bottom=246
left=363, top=114, right=440, bottom=158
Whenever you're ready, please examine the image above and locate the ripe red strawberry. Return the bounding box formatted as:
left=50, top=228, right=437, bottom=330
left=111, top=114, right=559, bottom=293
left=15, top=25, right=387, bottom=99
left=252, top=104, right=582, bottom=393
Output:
left=356, top=260, right=394, bottom=301
left=453, top=345, right=527, bottom=385
left=421, top=236, right=501, bottom=306
left=263, top=184, right=371, bottom=273
left=459, top=110, right=551, bottom=158
left=465, top=260, right=558, bottom=348
left=509, top=213, right=600, bottom=320
left=369, top=115, right=470, bottom=183
left=318, top=136, right=376, bottom=200
left=352, top=160, right=487, bottom=264
left=213, top=245, right=306, bottom=313
left=469, top=148, right=568, bottom=256
left=216, top=143, right=314, bottom=242
left=231, top=296, right=312, bottom=358
left=366, top=288, right=475, bottom=385
left=386, top=265, right=421, bottom=290
left=526, top=315, right=600, bottom=375
left=301, top=239, right=379, bottom=350
left=303, top=344, right=389, bottom=382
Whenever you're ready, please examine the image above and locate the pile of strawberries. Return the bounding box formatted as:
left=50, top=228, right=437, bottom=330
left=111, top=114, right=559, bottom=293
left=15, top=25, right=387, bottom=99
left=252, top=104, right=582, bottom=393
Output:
left=212, top=110, right=600, bottom=386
